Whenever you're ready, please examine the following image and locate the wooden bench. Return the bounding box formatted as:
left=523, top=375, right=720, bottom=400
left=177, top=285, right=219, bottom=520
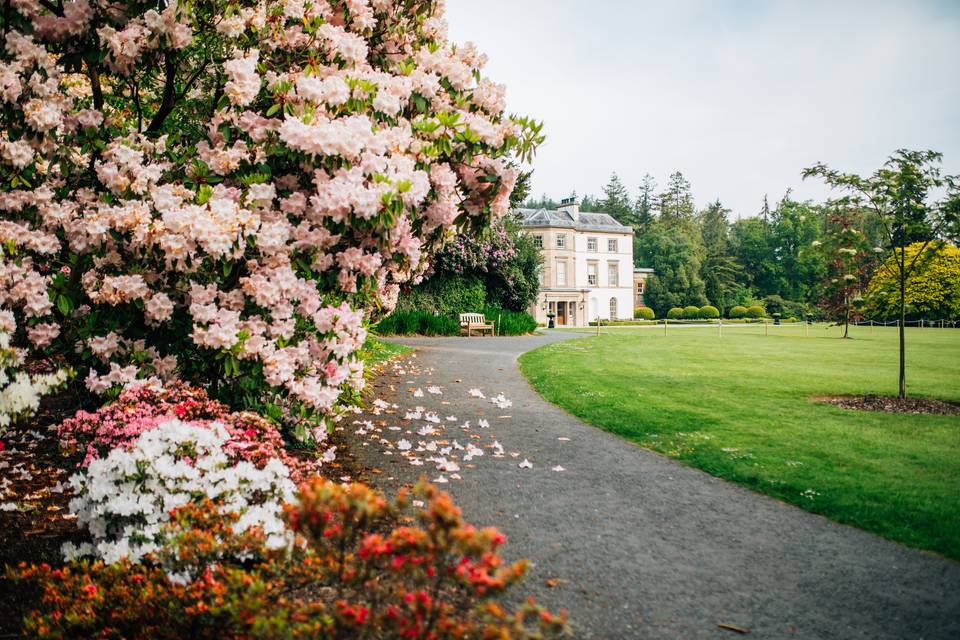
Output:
left=459, top=313, right=494, bottom=337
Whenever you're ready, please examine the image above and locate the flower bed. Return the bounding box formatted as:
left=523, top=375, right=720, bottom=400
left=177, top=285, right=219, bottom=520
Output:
left=57, top=384, right=321, bottom=480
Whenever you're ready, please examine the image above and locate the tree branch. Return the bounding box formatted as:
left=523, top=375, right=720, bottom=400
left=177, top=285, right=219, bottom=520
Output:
left=146, top=52, right=179, bottom=133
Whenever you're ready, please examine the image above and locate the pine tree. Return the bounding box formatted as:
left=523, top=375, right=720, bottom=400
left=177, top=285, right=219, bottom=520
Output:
left=598, top=172, right=634, bottom=224
left=698, top=200, right=741, bottom=312
left=633, top=174, right=657, bottom=231
left=657, top=171, right=695, bottom=222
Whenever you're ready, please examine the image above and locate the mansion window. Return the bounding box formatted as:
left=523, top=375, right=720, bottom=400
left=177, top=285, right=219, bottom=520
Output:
left=637, top=279, right=645, bottom=294
left=556, top=260, right=567, bottom=286
left=608, top=238, right=618, bottom=252
left=538, top=266, right=545, bottom=285
left=587, top=262, right=597, bottom=286
left=533, top=235, right=543, bottom=249
left=555, top=234, right=566, bottom=249
left=609, top=297, right=618, bottom=320
left=608, top=262, right=619, bottom=286
left=587, top=237, right=598, bottom=252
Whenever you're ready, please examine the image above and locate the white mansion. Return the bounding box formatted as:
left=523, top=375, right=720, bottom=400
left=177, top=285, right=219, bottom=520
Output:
left=518, top=197, right=651, bottom=327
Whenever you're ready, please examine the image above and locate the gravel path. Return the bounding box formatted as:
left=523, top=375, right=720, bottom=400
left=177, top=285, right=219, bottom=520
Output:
left=346, top=332, right=960, bottom=639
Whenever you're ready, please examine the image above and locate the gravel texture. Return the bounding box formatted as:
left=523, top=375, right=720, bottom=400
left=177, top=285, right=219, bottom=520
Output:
left=347, top=332, right=960, bottom=639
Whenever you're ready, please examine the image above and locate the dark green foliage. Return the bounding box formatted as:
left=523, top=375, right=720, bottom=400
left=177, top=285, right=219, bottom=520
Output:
left=747, top=305, right=766, bottom=318
left=636, top=222, right=707, bottom=316
left=375, top=311, right=460, bottom=336
left=634, top=306, right=656, bottom=320
left=657, top=172, right=695, bottom=221
left=396, top=276, right=487, bottom=316
left=375, top=307, right=536, bottom=336
left=484, top=307, right=538, bottom=335
left=682, top=305, right=700, bottom=319
left=698, top=305, right=720, bottom=319
left=729, top=305, right=748, bottom=319
left=404, top=213, right=540, bottom=315
left=598, top=172, right=634, bottom=225
left=699, top=200, right=742, bottom=312
left=762, top=295, right=810, bottom=320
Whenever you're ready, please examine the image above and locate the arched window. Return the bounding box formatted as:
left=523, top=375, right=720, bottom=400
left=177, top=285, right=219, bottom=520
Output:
left=609, top=297, right=618, bottom=321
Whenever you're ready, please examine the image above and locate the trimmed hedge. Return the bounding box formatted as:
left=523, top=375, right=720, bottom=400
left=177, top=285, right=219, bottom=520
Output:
left=375, top=308, right=536, bottom=336
left=667, top=307, right=684, bottom=319
left=634, top=306, right=656, bottom=320
left=747, top=305, right=766, bottom=318
left=699, top=305, right=720, bottom=319
left=682, top=305, right=700, bottom=320
left=729, top=305, right=748, bottom=319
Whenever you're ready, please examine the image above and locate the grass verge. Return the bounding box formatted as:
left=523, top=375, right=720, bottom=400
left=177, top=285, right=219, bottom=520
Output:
left=519, top=324, right=960, bottom=560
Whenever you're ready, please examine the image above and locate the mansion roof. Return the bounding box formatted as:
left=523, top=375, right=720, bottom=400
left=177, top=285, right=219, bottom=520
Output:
left=514, top=208, right=632, bottom=234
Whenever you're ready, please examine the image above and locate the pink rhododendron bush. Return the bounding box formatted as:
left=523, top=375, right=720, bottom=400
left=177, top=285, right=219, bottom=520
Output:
left=0, top=0, right=542, bottom=440
left=57, top=382, right=323, bottom=478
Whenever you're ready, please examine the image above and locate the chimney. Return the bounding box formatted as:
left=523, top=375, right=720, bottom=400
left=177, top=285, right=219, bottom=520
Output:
left=557, top=196, right=580, bottom=221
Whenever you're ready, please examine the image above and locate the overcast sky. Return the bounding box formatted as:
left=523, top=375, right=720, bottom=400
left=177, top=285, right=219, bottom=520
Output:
left=446, top=0, right=960, bottom=217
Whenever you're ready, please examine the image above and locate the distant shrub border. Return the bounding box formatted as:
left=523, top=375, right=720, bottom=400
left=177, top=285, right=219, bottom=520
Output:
left=682, top=306, right=701, bottom=320
left=667, top=307, right=684, bottom=320
left=634, top=306, right=656, bottom=320
left=747, top=305, right=767, bottom=319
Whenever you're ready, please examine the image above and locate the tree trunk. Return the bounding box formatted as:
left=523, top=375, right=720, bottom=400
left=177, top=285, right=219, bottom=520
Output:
left=842, top=291, right=850, bottom=339
left=899, top=269, right=906, bottom=399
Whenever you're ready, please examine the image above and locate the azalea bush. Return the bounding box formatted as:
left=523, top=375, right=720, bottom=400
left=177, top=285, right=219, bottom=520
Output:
left=63, top=418, right=297, bottom=564
left=57, top=383, right=322, bottom=477
left=14, top=479, right=569, bottom=639
left=0, top=322, right=69, bottom=437
left=0, top=0, right=542, bottom=440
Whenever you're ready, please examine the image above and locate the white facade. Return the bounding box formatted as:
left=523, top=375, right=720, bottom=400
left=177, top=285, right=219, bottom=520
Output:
left=572, top=232, right=634, bottom=323
left=518, top=200, right=635, bottom=327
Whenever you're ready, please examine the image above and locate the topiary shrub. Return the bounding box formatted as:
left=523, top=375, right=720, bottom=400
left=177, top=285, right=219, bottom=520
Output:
left=667, top=307, right=684, bottom=320
left=699, top=305, right=720, bottom=319
left=729, top=305, right=748, bottom=319
left=747, top=305, right=767, bottom=319
left=682, top=306, right=700, bottom=320
left=634, top=306, right=655, bottom=320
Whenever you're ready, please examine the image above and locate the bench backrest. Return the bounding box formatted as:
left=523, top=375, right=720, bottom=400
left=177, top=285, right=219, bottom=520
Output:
left=459, top=313, right=487, bottom=325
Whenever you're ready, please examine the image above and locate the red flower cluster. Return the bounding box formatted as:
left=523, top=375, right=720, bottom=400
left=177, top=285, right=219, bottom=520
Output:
left=12, top=480, right=569, bottom=639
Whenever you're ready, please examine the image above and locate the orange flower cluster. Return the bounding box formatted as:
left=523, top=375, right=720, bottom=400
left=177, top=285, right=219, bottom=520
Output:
left=11, top=479, right=569, bottom=639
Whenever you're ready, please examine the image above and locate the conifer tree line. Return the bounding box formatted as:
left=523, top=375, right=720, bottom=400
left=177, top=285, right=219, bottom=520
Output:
left=522, top=152, right=960, bottom=324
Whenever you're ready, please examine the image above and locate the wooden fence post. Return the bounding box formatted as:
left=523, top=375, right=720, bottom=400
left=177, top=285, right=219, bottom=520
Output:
left=664, top=319, right=667, bottom=336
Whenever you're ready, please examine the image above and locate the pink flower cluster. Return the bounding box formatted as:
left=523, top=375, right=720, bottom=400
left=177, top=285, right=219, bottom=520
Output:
left=0, top=0, right=537, bottom=433
left=57, top=383, right=321, bottom=481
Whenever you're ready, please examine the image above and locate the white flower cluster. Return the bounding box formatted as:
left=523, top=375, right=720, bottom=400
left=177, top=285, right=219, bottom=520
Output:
left=0, top=328, right=69, bottom=431
left=63, top=419, right=296, bottom=564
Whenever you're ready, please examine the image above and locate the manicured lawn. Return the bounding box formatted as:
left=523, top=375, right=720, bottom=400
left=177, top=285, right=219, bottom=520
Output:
left=519, top=324, right=960, bottom=560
